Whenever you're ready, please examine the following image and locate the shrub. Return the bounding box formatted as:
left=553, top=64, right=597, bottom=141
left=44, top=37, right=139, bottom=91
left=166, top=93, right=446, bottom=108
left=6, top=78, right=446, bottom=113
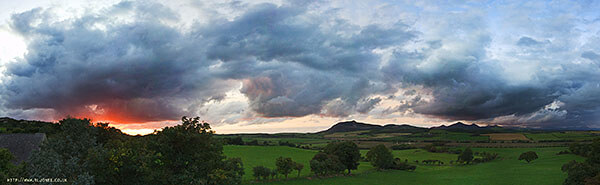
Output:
left=518, top=151, right=539, bottom=163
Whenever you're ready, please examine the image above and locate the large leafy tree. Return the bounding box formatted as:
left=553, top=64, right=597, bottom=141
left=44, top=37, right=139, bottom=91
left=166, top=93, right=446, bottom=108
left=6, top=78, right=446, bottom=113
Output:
left=151, top=116, right=243, bottom=185
left=28, top=118, right=101, bottom=185
left=324, top=141, right=361, bottom=174
left=366, top=144, right=394, bottom=170
left=309, top=152, right=344, bottom=176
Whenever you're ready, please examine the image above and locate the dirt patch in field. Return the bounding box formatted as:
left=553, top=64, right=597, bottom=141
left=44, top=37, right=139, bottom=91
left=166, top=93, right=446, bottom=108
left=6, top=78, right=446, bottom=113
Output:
left=483, top=133, right=530, bottom=141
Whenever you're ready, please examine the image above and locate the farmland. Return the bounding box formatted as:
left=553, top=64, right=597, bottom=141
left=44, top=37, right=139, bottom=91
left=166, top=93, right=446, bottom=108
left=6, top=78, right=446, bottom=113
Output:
left=483, top=133, right=530, bottom=141
left=223, top=146, right=584, bottom=185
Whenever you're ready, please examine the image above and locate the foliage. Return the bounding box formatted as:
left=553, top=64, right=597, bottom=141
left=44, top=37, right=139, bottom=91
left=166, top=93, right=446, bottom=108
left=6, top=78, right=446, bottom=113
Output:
left=518, top=151, right=539, bottom=163
left=563, top=139, right=600, bottom=185
left=26, top=117, right=243, bottom=185
left=227, top=136, right=245, bottom=145
left=0, top=148, right=24, bottom=182
left=324, top=141, right=361, bottom=174
left=294, top=162, right=304, bottom=177
left=253, top=165, right=272, bottom=181
left=310, top=152, right=345, bottom=176
left=391, top=158, right=417, bottom=171
left=366, top=144, right=394, bottom=169
left=457, top=147, right=474, bottom=164
left=390, top=144, right=416, bottom=150
left=276, top=157, right=295, bottom=179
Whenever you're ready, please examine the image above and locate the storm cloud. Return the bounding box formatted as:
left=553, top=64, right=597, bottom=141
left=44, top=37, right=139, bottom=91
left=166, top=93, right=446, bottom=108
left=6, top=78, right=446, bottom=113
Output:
left=0, top=0, right=599, bottom=129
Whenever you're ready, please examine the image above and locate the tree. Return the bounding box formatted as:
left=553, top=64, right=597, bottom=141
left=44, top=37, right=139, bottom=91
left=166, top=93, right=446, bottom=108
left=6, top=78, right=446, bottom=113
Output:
left=28, top=118, right=99, bottom=185
left=310, top=152, right=345, bottom=176
left=518, top=151, right=539, bottom=163
left=150, top=116, right=243, bottom=185
left=324, top=141, right=361, bottom=174
left=457, top=147, right=474, bottom=164
left=563, top=160, right=598, bottom=185
left=0, top=148, right=19, bottom=182
left=293, top=162, right=304, bottom=177
left=366, top=144, right=394, bottom=170
left=252, top=166, right=271, bottom=181
left=230, top=136, right=244, bottom=145
left=276, top=157, right=294, bottom=179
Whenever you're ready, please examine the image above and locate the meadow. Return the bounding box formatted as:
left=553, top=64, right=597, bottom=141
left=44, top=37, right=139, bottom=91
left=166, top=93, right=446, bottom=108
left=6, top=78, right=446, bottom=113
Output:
left=224, top=145, right=584, bottom=185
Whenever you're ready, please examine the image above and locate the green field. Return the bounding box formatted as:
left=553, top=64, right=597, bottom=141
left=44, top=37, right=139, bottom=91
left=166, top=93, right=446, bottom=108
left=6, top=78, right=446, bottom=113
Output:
left=224, top=146, right=584, bottom=185
left=525, top=132, right=597, bottom=141
left=391, top=130, right=489, bottom=142
left=223, top=145, right=375, bottom=182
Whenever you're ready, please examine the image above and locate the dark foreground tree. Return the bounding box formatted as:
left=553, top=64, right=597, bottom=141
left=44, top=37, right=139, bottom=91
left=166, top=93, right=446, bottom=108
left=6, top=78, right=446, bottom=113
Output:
left=457, top=147, right=474, bottom=164
left=152, top=116, right=243, bottom=184
left=324, top=141, right=360, bottom=174
left=28, top=117, right=244, bottom=185
left=518, top=151, right=539, bottom=163
left=563, top=139, right=600, bottom=185
left=366, top=144, right=394, bottom=170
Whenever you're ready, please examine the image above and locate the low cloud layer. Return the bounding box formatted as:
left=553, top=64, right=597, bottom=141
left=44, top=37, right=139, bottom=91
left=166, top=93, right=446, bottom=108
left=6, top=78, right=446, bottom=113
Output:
left=0, top=0, right=599, bottom=129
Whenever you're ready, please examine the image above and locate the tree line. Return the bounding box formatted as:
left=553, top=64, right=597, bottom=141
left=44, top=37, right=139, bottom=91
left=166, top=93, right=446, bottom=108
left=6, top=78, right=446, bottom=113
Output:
left=2, top=117, right=244, bottom=185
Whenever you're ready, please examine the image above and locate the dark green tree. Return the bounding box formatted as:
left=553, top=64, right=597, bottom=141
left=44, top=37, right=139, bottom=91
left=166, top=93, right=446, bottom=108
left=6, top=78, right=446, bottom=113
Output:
left=252, top=166, right=271, bottom=181
left=276, top=157, right=294, bottom=179
left=294, top=162, right=304, bottom=177
left=324, top=141, right=361, bottom=174
left=151, top=116, right=243, bottom=185
left=457, top=147, right=474, bottom=164
left=310, top=152, right=345, bottom=176
left=366, top=144, right=394, bottom=170
left=518, top=151, right=539, bottom=163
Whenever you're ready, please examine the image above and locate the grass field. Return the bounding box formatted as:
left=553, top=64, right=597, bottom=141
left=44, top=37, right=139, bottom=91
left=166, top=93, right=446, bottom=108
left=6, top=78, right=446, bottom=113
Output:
left=223, top=145, right=375, bottom=182
left=224, top=146, right=584, bottom=185
left=396, top=130, right=489, bottom=142
left=484, top=133, right=530, bottom=141
left=525, top=132, right=597, bottom=141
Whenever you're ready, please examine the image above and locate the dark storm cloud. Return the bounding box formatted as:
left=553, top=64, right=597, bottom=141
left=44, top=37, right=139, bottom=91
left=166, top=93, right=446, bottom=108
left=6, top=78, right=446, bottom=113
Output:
left=1, top=0, right=599, bottom=129
left=1, top=1, right=412, bottom=122
left=2, top=2, right=223, bottom=122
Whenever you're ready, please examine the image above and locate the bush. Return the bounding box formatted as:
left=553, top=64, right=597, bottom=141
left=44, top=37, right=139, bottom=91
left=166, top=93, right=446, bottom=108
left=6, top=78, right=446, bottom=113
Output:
left=252, top=166, right=271, bottom=181
left=391, top=158, right=417, bottom=171
left=518, top=151, right=539, bottom=163
left=390, top=144, right=415, bottom=150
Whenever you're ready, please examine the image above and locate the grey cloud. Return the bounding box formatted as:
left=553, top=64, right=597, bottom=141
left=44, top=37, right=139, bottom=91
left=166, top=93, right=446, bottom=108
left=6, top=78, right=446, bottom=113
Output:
left=516, top=36, right=542, bottom=46
left=1, top=0, right=600, bottom=129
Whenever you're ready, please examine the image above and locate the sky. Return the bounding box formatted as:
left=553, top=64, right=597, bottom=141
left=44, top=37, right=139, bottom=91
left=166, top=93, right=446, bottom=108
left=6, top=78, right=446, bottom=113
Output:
left=0, top=0, right=599, bottom=135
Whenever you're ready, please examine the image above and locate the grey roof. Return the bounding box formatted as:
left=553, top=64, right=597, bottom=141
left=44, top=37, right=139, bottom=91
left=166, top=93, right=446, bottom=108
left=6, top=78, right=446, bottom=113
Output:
left=0, top=133, right=46, bottom=164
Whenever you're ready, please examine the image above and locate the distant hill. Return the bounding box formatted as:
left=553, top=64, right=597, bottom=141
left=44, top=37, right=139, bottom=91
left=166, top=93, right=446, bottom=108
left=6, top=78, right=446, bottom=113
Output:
left=318, top=120, right=427, bottom=134
left=319, top=121, right=516, bottom=134
left=430, top=122, right=511, bottom=133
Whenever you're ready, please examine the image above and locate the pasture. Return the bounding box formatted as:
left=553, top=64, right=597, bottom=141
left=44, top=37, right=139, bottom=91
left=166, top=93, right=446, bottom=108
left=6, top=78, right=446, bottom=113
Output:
left=224, top=145, right=584, bottom=185
left=483, top=133, right=530, bottom=141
